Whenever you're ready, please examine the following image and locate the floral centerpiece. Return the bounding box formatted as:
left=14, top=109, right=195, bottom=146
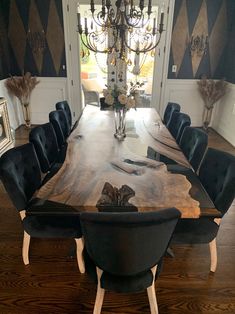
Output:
left=197, top=76, right=227, bottom=131
left=5, top=72, right=40, bottom=128
left=104, top=82, right=144, bottom=140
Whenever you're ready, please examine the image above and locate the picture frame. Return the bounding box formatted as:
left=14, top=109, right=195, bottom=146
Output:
left=0, top=97, right=14, bottom=156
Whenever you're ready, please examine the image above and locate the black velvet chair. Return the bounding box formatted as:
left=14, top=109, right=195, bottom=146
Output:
left=55, top=100, right=72, bottom=130
left=0, top=143, right=84, bottom=272
left=178, top=127, right=208, bottom=172
left=29, top=123, right=63, bottom=181
left=163, top=102, right=181, bottom=126
left=49, top=110, right=69, bottom=161
left=80, top=208, right=181, bottom=313
left=172, top=148, right=235, bottom=272
left=167, top=111, right=191, bottom=143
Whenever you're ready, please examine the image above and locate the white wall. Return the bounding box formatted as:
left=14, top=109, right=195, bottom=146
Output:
left=30, top=77, right=68, bottom=125
left=161, top=79, right=235, bottom=147
left=0, top=77, right=68, bottom=128
left=162, top=79, right=205, bottom=126
left=212, top=82, right=235, bottom=147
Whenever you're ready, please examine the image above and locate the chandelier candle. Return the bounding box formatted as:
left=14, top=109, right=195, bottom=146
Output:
left=77, top=0, right=165, bottom=64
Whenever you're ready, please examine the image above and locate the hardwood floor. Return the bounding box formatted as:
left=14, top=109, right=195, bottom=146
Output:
left=0, top=126, right=234, bottom=314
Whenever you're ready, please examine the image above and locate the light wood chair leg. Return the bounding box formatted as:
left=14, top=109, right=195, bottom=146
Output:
left=209, top=238, right=217, bottom=272
left=22, top=231, right=30, bottom=265
left=93, top=267, right=105, bottom=314
left=147, top=265, right=158, bottom=314
left=75, top=238, right=85, bottom=273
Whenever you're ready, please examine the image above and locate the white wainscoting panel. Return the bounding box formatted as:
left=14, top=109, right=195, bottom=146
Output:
left=162, top=79, right=205, bottom=126
left=162, top=79, right=235, bottom=147
left=212, top=83, right=235, bottom=147
left=30, top=77, right=68, bottom=125
left=0, top=77, right=68, bottom=128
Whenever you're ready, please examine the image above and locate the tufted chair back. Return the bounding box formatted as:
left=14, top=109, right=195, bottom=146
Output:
left=55, top=101, right=72, bottom=129
left=29, top=123, right=60, bottom=173
left=199, top=148, right=235, bottom=215
left=0, top=143, right=41, bottom=211
left=168, top=111, right=191, bottom=143
left=179, top=127, right=208, bottom=172
left=163, top=102, right=181, bottom=126
left=81, top=208, right=180, bottom=279
left=49, top=110, right=70, bottom=148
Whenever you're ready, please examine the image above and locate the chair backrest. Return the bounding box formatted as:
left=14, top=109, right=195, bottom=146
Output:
left=168, top=111, right=191, bottom=143
left=29, top=123, right=60, bottom=173
left=199, top=148, right=235, bottom=215
left=49, top=110, right=70, bottom=148
left=80, top=208, right=181, bottom=276
left=0, top=143, right=41, bottom=211
left=179, top=127, right=208, bottom=172
left=55, top=101, right=72, bottom=129
left=163, top=102, right=181, bottom=125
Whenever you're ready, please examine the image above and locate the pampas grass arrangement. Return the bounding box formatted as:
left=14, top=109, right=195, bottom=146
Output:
left=5, top=72, right=39, bottom=128
left=197, top=76, right=227, bottom=131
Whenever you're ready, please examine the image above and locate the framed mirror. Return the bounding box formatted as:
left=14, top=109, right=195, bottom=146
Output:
left=0, top=98, right=14, bottom=156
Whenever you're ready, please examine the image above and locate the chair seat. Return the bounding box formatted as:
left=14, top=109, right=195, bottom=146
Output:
left=23, top=215, right=82, bottom=238
left=172, top=218, right=219, bottom=244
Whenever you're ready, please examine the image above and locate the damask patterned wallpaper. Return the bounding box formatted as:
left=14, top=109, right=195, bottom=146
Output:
left=0, top=0, right=66, bottom=79
left=168, top=0, right=235, bottom=83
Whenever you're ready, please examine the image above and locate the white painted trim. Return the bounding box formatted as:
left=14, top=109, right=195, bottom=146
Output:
left=158, top=0, right=175, bottom=116
left=62, top=0, right=83, bottom=122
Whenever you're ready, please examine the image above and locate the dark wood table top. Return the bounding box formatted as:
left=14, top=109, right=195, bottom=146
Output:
left=34, top=105, right=221, bottom=218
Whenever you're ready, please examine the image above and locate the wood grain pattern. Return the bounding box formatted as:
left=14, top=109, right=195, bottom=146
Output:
left=37, top=106, right=201, bottom=218
left=0, top=126, right=234, bottom=314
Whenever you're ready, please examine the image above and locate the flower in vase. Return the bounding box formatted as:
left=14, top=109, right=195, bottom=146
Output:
left=126, top=96, right=135, bottom=108
left=104, top=82, right=144, bottom=111
left=105, top=94, right=114, bottom=105
left=118, top=94, right=127, bottom=105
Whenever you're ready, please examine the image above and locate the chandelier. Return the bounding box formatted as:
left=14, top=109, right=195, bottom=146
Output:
left=77, top=0, right=164, bottom=68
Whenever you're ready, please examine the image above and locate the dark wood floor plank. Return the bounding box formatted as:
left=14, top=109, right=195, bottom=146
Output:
left=0, top=126, right=234, bottom=314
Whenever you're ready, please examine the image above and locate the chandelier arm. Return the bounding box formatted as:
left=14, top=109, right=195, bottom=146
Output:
left=91, top=11, right=107, bottom=27
left=124, top=13, right=150, bottom=28
left=80, top=35, right=108, bottom=54
left=125, top=32, right=162, bottom=54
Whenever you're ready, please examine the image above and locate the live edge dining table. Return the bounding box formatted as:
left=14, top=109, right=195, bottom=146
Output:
left=31, top=105, right=221, bottom=219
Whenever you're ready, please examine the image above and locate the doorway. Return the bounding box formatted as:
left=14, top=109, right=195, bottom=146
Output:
left=62, top=0, right=172, bottom=113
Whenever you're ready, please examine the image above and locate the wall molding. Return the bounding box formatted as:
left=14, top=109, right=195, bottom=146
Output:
left=212, top=82, right=235, bottom=147
left=0, top=77, right=68, bottom=128
left=162, top=79, right=205, bottom=126
left=163, top=79, right=235, bottom=147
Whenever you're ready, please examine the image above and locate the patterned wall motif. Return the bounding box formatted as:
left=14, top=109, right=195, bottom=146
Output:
left=168, top=0, right=234, bottom=80
left=1, top=0, right=66, bottom=78
left=0, top=1, right=11, bottom=79
left=224, top=0, right=235, bottom=83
